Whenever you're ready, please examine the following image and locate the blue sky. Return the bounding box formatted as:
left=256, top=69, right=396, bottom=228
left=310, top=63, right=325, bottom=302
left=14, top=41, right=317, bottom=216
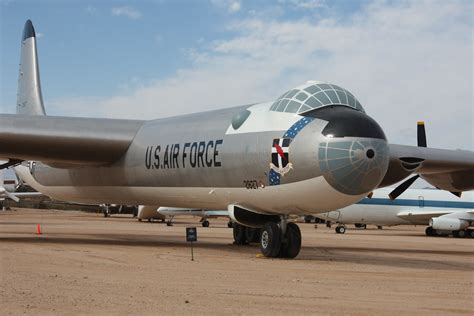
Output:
left=1, top=1, right=364, bottom=106
left=1, top=0, right=473, bottom=153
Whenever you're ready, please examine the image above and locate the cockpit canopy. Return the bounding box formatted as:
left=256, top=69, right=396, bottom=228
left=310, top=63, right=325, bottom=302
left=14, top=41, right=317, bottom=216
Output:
left=269, top=82, right=365, bottom=115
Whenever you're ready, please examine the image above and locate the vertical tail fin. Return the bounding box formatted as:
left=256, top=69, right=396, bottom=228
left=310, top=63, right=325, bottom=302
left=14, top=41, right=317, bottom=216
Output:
left=16, top=20, right=46, bottom=116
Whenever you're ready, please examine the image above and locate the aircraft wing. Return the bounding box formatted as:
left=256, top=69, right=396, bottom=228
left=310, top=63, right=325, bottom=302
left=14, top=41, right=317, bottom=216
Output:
left=396, top=209, right=454, bottom=223
left=380, top=144, right=474, bottom=193
left=0, top=114, right=143, bottom=167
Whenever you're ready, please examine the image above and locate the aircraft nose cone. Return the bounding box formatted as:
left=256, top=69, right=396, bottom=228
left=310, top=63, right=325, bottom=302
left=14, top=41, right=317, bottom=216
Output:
left=311, top=107, right=389, bottom=195
left=318, top=138, right=389, bottom=195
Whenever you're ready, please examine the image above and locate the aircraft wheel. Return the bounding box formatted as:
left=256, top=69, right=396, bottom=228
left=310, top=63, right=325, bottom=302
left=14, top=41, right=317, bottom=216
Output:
left=335, top=226, right=346, bottom=234
left=453, top=230, right=465, bottom=238
left=260, top=222, right=281, bottom=258
left=233, top=223, right=248, bottom=245
left=227, top=221, right=233, bottom=228
left=245, top=227, right=260, bottom=243
left=466, top=229, right=474, bottom=238
left=377, top=226, right=383, bottom=230
left=280, top=222, right=301, bottom=259
left=326, top=221, right=332, bottom=228
left=138, top=219, right=142, bottom=222
left=202, top=220, right=210, bottom=227
left=425, top=226, right=435, bottom=236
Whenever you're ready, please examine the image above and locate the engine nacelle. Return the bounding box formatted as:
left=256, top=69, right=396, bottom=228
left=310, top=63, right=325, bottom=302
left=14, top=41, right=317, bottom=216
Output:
left=228, top=204, right=279, bottom=228
left=430, top=217, right=469, bottom=231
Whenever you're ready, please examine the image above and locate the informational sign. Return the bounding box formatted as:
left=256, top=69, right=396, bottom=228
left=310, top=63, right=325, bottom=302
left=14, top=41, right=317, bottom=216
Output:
left=186, top=227, right=197, bottom=261
left=186, top=227, right=197, bottom=242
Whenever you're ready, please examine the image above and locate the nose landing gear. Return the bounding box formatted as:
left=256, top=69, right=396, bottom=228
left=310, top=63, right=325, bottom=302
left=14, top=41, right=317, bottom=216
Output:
left=233, top=217, right=302, bottom=259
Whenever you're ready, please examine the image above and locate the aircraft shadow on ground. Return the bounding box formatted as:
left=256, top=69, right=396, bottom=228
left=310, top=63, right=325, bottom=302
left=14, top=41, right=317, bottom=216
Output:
left=0, top=233, right=472, bottom=271
left=298, top=245, right=473, bottom=271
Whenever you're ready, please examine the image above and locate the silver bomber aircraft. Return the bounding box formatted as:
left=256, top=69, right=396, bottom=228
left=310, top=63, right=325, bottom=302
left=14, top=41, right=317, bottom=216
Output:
left=1, top=21, right=473, bottom=258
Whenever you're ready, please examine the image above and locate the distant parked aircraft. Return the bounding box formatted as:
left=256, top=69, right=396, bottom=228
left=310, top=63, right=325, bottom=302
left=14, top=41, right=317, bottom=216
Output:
left=315, top=188, right=473, bottom=237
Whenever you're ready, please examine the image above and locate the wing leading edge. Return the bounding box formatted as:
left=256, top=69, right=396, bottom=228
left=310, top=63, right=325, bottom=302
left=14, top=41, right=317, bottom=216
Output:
left=380, top=144, right=474, bottom=192
left=0, top=114, right=144, bottom=167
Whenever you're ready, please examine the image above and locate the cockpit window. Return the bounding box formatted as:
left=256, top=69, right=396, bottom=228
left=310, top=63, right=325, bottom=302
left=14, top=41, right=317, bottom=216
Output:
left=270, top=82, right=365, bottom=114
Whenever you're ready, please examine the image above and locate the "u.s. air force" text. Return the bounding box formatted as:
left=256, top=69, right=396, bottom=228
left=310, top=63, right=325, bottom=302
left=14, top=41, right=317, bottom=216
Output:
left=145, top=140, right=223, bottom=170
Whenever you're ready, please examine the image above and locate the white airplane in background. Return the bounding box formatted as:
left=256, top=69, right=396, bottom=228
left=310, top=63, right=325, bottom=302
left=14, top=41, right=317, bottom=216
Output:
left=315, top=188, right=474, bottom=238
left=157, top=207, right=231, bottom=227
left=0, top=169, right=42, bottom=204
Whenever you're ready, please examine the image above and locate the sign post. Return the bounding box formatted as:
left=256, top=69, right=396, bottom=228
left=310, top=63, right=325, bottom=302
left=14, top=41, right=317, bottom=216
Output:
left=186, top=227, right=197, bottom=261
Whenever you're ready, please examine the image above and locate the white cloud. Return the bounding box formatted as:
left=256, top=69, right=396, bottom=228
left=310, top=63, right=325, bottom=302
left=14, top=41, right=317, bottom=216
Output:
left=229, top=1, right=241, bottom=13
left=211, top=0, right=241, bottom=13
left=86, top=5, right=97, bottom=14
left=111, top=6, right=142, bottom=20
left=280, top=0, right=324, bottom=10
left=49, top=1, right=473, bottom=151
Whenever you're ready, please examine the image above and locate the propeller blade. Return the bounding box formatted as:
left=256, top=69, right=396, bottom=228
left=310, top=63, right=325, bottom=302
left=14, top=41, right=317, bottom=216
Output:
left=417, top=121, right=427, bottom=147
left=389, top=175, right=420, bottom=200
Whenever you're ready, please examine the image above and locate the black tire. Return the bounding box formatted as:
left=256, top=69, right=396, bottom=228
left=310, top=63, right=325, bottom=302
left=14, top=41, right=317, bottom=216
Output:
left=280, top=222, right=301, bottom=259
left=233, top=223, right=248, bottom=245
left=245, top=227, right=261, bottom=243
left=260, top=222, right=281, bottom=257
left=227, top=221, right=233, bottom=228
left=453, top=230, right=465, bottom=238
left=466, top=229, right=474, bottom=238
left=304, top=216, right=312, bottom=224
left=202, top=220, right=210, bottom=227
left=425, top=226, right=435, bottom=236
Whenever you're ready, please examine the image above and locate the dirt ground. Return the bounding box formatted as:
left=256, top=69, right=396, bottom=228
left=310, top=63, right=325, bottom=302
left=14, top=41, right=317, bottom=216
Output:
left=0, top=208, right=473, bottom=315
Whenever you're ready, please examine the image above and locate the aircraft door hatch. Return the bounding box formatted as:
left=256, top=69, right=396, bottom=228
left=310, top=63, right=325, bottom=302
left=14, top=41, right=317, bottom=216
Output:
left=418, top=196, right=424, bottom=208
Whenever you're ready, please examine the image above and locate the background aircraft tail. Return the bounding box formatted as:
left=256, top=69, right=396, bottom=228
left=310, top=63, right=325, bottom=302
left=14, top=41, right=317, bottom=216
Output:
left=16, top=20, right=46, bottom=116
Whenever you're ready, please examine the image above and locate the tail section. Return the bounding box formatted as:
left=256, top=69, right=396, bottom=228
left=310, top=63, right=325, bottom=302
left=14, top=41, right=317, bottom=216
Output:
left=16, top=20, right=46, bottom=116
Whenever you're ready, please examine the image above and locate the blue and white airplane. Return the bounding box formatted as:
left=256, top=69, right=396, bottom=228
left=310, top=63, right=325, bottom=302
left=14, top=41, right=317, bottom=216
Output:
left=315, top=188, right=474, bottom=237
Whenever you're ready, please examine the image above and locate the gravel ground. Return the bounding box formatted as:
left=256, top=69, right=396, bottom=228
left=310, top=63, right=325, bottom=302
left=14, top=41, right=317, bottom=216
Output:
left=1, top=208, right=473, bottom=315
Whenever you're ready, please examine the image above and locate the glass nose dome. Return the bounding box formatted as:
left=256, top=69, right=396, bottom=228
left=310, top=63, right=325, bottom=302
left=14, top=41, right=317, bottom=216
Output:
left=269, top=82, right=365, bottom=115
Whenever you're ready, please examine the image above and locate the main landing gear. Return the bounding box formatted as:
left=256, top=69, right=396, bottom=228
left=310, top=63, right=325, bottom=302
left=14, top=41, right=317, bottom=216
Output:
left=233, top=217, right=302, bottom=259
left=335, top=225, right=346, bottom=234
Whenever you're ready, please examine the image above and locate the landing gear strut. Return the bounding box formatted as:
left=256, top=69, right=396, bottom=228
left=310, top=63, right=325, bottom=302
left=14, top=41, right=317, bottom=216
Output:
left=102, top=204, right=110, bottom=218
